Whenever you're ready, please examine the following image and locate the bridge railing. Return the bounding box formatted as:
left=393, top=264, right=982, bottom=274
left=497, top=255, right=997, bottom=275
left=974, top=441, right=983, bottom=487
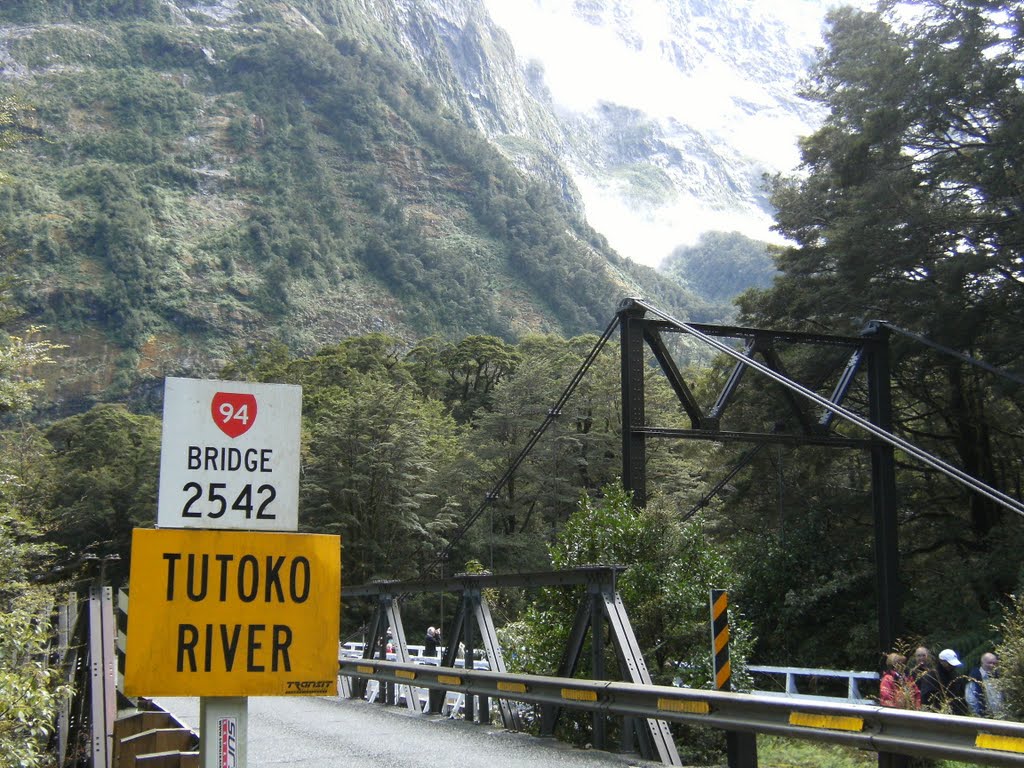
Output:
left=343, top=566, right=682, bottom=765
left=52, top=585, right=118, bottom=768
left=747, top=665, right=879, bottom=704
left=339, top=657, right=1024, bottom=767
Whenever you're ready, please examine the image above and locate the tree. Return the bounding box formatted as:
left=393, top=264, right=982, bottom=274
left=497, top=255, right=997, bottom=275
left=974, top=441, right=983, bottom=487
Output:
left=44, top=404, right=162, bottom=583
left=504, top=482, right=751, bottom=762
left=300, top=371, right=462, bottom=597
left=449, top=330, right=712, bottom=575
left=456, top=333, right=623, bottom=571
left=661, top=230, right=775, bottom=304
left=738, top=1, right=1024, bottom=647
left=0, top=94, right=70, bottom=768
left=0, top=421, right=66, bottom=768
left=730, top=448, right=880, bottom=665
left=437, top=334, right=521, bottom=422
left=996, top=594, right=1024, bottom=720
left=0, top=329, right=63, bottom=414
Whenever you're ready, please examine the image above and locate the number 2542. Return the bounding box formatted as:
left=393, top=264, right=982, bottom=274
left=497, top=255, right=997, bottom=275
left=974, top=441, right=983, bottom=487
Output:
left=181, top=482, right=276, bottom=519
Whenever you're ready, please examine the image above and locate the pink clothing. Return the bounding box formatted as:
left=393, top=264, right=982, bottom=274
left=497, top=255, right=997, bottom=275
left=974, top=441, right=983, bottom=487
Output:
left=880, top=670, right=922, bottom=709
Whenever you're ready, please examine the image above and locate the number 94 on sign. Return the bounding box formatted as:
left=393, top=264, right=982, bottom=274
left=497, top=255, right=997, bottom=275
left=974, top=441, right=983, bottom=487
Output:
left=181, top=481, right=277, bottom=520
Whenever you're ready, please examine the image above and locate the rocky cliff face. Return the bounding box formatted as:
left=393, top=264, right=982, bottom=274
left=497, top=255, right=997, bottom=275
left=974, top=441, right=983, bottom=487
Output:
left=330, top=0, right=584, bottom=208
left=0, top=0, right=811, bottom=409
left=2, top=0, right=714, bottom=410
left=182, top=0, right=834, bottom=267
left=352, top=0, right=844, bottom=267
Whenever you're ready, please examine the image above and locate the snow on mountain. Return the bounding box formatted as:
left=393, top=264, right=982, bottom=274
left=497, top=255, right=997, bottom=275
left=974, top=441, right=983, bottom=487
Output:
left=477, top=0, right=866, bottom=268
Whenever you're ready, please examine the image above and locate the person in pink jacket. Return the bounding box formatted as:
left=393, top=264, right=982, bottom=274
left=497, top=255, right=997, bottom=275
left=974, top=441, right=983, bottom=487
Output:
left=880, top=652, right=922, bottom=709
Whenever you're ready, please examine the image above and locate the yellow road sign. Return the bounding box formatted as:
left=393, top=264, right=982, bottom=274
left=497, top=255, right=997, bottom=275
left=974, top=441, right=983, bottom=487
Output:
left=124, top=528, right=341, bottom=697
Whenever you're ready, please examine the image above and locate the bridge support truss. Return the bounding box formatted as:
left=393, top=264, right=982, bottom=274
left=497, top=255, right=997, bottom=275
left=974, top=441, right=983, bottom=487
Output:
left=617, top=298, right=901, bottom=654
left=344, top=566, right=681, bottom=765
left=537, top=568, right=680, bottom=764
left=619, top=299, right=902, bottom=768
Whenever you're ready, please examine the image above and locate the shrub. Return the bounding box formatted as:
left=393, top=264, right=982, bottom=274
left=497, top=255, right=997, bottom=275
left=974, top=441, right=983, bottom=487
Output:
left=995, top=594, right=1024, bottom=719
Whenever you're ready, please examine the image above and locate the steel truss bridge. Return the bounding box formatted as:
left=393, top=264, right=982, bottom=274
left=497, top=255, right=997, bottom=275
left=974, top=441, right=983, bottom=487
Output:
left=65, top=566, right=1024, bottom=768
left=60, top=299, right=1024, bottom=768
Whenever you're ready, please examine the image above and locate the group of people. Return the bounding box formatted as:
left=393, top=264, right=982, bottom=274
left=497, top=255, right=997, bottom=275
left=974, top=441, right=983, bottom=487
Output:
left=374, top=626, right=443, bottom=657
left=880, top=646, right=1005, bottom=717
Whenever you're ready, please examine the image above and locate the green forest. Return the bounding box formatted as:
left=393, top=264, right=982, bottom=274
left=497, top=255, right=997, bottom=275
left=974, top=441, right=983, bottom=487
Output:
left=2, top=0, right=1024, bottom=765
left=0, top=0, right=709, bottom=414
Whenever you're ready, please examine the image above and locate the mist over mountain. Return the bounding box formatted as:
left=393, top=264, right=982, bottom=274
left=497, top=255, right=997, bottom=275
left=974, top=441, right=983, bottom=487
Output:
left=415, top=0, right=856, bottom=268
left=477, top=1, right=802, bottom=266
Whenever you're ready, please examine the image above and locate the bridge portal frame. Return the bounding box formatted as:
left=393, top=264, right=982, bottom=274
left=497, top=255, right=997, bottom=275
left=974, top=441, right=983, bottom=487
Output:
left=617, top=298, right=901, bottom=654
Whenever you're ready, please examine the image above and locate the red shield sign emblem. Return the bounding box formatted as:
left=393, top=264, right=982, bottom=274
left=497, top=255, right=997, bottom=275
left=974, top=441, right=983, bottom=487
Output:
left=211, top=392, right=258, bottom=438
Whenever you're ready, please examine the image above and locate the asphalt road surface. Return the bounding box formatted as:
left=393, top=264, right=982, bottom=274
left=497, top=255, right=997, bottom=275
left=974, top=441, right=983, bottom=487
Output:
left=156, top=694, right=663, bottom=768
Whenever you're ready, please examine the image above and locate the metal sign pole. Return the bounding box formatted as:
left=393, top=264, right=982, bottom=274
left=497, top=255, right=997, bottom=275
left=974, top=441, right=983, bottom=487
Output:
left=711, top=589, right=757, bottom=768
left=200, top=697, right=248, bottom=768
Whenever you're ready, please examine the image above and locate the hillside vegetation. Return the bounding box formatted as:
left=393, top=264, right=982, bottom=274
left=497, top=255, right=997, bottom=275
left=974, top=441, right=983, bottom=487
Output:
left=662, top=231, right=777, bottom=304
left=0, top=0, right=708, bottom=410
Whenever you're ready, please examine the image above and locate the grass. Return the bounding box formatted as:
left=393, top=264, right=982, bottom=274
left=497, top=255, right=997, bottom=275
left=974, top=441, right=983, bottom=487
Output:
left=757, top=735, right=875, bottom=768
left=756, top=736, right=979, bottom=768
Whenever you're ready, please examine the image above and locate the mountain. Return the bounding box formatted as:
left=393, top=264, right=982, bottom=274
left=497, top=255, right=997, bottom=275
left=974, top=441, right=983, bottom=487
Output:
left=305, top=0, right=841, bottom=269
left=0, top=0, right=717, bottom=411
left=442, top=0, right=853, bottom=268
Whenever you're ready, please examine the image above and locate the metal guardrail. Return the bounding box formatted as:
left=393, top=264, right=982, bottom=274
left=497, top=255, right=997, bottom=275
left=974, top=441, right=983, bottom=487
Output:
left=344, top=565, right=681, bottom=764
left=339, top=658, right=1024, bottom=767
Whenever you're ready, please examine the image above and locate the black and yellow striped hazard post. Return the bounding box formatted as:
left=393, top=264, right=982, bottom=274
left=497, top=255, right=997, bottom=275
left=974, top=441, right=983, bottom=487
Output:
left=711, top=589, right=757, bottom=768
left=711, top=589, right=731, bottom=690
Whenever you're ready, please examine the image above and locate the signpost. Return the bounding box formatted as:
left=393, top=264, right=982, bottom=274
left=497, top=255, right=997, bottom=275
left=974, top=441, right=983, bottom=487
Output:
left=126, top=377, right=340, bottom=768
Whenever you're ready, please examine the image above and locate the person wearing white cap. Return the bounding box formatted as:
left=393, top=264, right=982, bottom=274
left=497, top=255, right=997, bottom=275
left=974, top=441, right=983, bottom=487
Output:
left=936, top=648, right=969, bottom=715
left=939, top=648, right=962, bottom=666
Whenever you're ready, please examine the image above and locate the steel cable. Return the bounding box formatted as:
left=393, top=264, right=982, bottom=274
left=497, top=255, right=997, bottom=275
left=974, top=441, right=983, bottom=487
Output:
left=631, top=298, right=1024, bottom=519
left=878, top=321, right=1024, bottom=388
left=435, top=314, right=620, bottom=565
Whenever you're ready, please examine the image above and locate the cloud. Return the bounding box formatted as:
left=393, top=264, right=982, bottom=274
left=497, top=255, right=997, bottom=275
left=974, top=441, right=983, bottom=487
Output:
left=480, top=0, right=865, bottom=267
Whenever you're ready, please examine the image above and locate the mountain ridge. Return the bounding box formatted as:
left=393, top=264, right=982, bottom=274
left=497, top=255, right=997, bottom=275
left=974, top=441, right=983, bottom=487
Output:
left=475, top=0, right=843, bottom=266
left=0, top=0, right=722, bottom=413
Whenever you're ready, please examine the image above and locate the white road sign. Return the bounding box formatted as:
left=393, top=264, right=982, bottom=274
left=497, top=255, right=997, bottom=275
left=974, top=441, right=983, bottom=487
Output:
left=157, top=377, right=302, bottom=531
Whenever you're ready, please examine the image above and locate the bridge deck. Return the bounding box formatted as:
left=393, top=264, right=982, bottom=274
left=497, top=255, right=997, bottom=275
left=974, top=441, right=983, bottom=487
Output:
left=155, top=695, right=662, bottom=768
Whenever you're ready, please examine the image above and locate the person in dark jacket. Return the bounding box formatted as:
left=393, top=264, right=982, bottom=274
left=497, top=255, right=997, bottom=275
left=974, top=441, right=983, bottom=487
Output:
left=936, top=648, right=969, bottom=715
left=912, top=646, right=941, bottom=710
left=424, top=626, right=439, bottom=658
